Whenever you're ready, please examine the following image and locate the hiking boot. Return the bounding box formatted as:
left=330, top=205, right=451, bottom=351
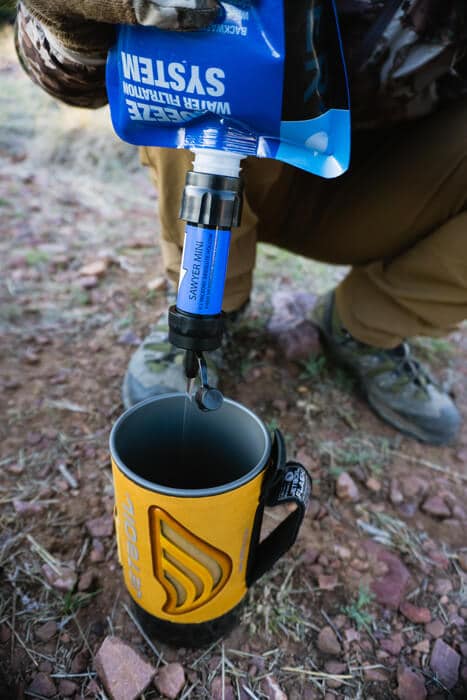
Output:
left=121, top=322, right=222, bottom=409
left=312, top=291, right=461, bottom=445
left=121, top=303, right=249, bottom=409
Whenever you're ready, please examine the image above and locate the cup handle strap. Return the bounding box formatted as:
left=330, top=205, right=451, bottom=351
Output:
left=246, top=430, right=312, bottom=586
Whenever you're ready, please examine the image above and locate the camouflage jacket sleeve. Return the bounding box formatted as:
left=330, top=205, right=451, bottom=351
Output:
left=15, top=3, right=109, bottom=109
left=339, top=0, right=467, bottom=129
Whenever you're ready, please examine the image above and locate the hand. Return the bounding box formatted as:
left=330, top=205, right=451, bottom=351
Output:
left=23, top=0, right=221, bottom=32
left=21, top=0, right=221, bottom=59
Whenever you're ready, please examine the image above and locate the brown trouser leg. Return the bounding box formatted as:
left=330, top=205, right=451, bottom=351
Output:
left=142, top=98, right=467, bottom=345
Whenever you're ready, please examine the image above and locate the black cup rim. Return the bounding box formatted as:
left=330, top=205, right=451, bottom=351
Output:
left=109, top=393, right=271, bottom=497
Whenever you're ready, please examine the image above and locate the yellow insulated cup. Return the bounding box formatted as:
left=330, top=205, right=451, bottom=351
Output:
left=110, top=394, right=311, bottom=647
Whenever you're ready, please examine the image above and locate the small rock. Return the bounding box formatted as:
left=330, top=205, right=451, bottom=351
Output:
left=400, top=476, right=426, bottom=499
left=39, top=661, right=53, bottom=673
left=95, top=637, right=156, bottom=700
left=345, top=628, right=360, bottom=644
left=35, top=621, right=57, bottom=643
left=86, top=516, right=113, bottom=538
left=295, top=448, right=315, bottom=471
left=434, top=578, right=452, bottom=596
left=23, top=348, right=40, bottom=365
left=307, top=499, right=321, bottom=520
left=427, top=549, right=449, bottom=570
left=58, top=679, right=79, bottom=697
left=279, top=320, right=322, bottom=362
left=421, top=496, right=451, bottom=519
left=0, top=624, right=11, bottom=643
left=262, top=675, right=287, bottom=700
left=146, top=276, right=168, bottom=292
left=400, top=601, right=431, bottom=624
left=366, top=477, right=382, bottom=492
left=365, top=541, right=411, bottom=610
left=317, top=626, right=341, bottom=656
left=449, top=613, right=465, bottom=628
left=461, top=664, right=467, bottom=684
left=413, top=639, right=431, bottom=654
left=398, top=502, right=418, bottom=518
left=381, top=632, right=405, bottom=656
left=211, top=677, right=235, bottom=700
left=13, top=499, right=43, bottom=515
left=430, top=639, right=460, bottom=689
left=318, top=574, right=338, bottom=591
left=303, top=547, right=319, bottom=565
left=396, top=665, right=427, bottom=700
left=7, top=463, right=24, bottom=475
left=78, top=275, right=98, bottom=289
left=78, top=571, right=96, bottom=592
left=79, top=260, right=108, bottom=277
left=71, top=650, right=90, bottom=674
left=118, top=330, right=141, bottom=346
left=458, top=552, right=467, bottom=572
left=425, top=619, right=445, bottom=638
left=42, top=563, right=77, bottom=592
left=336, top=472, right=360, bottom=502
left=85, top=679, right=102, bottom=696
left=90, top=539, right=105, bottom=563
left=334, top=545, right=351, bottom=560
left=390, top=479, right=404, bottom=505
left=154, top=663, right=185, bottom=699
left=267, top=290, right=320, bottom=363
left=324, top=661, right=347, bottom=689
left=364, top=668, right=389, bottom=682
left=28, top=673, right=56, bottom=698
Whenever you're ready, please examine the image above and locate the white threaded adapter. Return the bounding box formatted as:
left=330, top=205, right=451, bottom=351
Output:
left=192, top=149, right=243, bottom=178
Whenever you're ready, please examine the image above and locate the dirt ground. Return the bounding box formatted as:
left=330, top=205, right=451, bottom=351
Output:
left=1, top=26, right=466, bottom=700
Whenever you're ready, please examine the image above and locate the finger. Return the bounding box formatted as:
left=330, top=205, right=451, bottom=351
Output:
left=134, top=0, right=220, bottom=30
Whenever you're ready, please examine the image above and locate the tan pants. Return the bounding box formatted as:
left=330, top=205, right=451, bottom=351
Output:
left=141, top=99, right=467, bottom=348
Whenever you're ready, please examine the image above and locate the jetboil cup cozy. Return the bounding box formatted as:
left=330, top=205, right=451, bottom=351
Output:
left=110, top=394, right=311, bottom=646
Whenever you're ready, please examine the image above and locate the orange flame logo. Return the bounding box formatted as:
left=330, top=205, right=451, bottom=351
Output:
left=149, top=508, right=232, bottom=614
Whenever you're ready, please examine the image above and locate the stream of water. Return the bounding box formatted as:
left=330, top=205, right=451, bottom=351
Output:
left=180, top=380, right=196, bottom=464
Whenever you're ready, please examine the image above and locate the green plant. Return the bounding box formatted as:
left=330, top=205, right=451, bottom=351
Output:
left=62, top=590, right=99, bottom=615
left=333, top=367, right=356, bottom=392
left=343, top=586, right=374, bottom=634
left=25, top=249, right=50, bottom=266
left=300, top=354, right=326, bottom=380
left=266, top=418, right=279, bottom=433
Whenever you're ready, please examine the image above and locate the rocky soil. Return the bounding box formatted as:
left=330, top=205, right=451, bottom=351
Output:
left=1, top=26, right=466, bottom=700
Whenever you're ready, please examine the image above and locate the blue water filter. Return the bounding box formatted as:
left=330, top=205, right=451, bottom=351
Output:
left=168, top=151, right=243, bottom=354
left=177, top=225, right=231, bottom=317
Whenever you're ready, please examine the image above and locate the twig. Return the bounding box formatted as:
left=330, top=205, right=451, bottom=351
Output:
left=72, top=614, right=93, bottom=656
left=191, top=640, right=220, bottom=668
left=122, top=603, right=165, bottom=667
left=180, top=681, right=200, bottom=699
left=320, top=608, right=343, bottom=644
left=6, top=620, right=38, bottom=667
left=221, top=644, right=226, bottom=700
left=26, top=535, right=62, bottom=574
left=57, top=463, right=78, bottom=489
left=389, top=449, right=467, bottom=483
left=10, top=589, right=16, bottom=664
left=282, top=666, right=353, bottom=681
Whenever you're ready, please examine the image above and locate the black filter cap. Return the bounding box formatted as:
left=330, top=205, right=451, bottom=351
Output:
left=180, top=171, right=243, bottom=228
left=169, top=305, right=224, bottom=352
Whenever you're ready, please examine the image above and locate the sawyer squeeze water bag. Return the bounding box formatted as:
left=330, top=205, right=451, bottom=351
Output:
left=106, top=0, right=351, bottom=179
